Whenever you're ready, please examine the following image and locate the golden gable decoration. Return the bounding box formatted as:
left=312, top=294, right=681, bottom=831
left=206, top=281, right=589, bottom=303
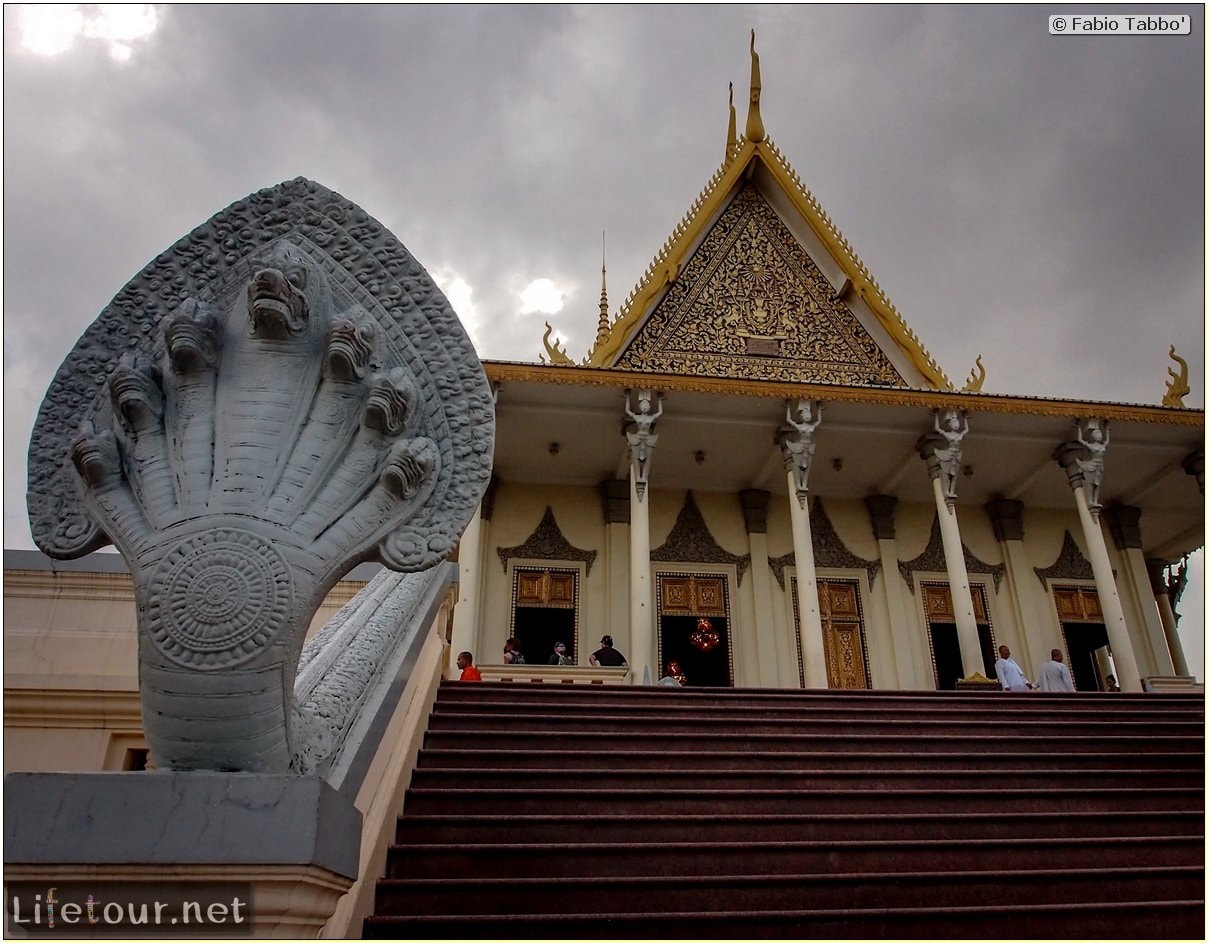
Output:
left=613, top=186, right=907, bottom=385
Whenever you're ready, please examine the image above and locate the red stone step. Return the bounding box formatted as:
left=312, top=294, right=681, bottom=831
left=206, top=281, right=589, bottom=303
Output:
left=430, top=701, right=1204, bottom=734
left=415, top=746, right=1202, bottom=773
left=395, top=809, right=1204, bottom=844
left=402, top=784, right=1204, bottom=816
left=373, top=864, right=1203, bottom=916
left=384, top=835, right=1203, bottom=879
left=421, top=728, right=1200, bottom=756
left=365, top=899, right=1204, bottom=939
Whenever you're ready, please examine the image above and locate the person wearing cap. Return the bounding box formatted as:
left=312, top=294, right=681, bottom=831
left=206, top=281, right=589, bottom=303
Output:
left=548, top=641, right=574, bottom=666
left=589, top=635, right=628, bottom=668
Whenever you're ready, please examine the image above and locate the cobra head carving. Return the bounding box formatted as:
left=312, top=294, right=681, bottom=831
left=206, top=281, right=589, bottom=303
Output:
left=28, top=179, right=494, bottom=773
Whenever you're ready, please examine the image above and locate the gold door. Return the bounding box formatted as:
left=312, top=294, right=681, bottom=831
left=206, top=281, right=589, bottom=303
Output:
left=818, top=578, right=870, bottom=690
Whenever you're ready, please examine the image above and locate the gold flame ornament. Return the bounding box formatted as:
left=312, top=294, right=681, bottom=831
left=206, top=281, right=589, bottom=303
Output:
left=1163, top=345, right=1190, bottom=407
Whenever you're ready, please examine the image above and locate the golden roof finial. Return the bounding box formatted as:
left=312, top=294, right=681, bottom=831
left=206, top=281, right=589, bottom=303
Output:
left=726, top=81, right=738, bottom=159
left=1163, top=344, right=1191, bottom=407
left=745, top=29, right=765, bottom=143
left=596, top=231, right=611, bottom=347
left=962, top=355, right=986, bottom=392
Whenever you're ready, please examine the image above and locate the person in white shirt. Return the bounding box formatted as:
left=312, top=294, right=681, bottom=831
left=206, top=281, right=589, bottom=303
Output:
left=1035, top=649, right=1075, bottom=692
left=994, top=645, right=1033, bottom=691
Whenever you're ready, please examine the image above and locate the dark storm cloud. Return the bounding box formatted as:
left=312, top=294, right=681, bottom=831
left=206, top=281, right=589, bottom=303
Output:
left=5, top=3, right=1204, bottom=542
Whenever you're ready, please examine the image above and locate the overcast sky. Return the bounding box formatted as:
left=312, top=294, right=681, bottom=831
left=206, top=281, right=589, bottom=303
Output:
left=4, top=4, right=1204, bottom=671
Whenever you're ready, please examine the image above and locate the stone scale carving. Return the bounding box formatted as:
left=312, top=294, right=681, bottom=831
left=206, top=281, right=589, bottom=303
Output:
left=27, top=178, right=494, bottom=773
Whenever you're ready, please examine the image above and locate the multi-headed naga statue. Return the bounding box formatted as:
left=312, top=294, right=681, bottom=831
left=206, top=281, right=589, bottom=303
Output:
left=28, top=178, right=494, bottom=773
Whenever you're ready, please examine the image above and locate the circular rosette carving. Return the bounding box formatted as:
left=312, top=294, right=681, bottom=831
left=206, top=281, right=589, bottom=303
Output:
left=145, top=530, right=292, bottom=669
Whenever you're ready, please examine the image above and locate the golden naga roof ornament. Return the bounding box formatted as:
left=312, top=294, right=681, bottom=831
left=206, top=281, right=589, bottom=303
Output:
left=1163, top=344, right=1190, bottom=407
left=539, top=321, right=574, bottom=366
left=726, top=82, right=738, bottom=161
left=595, top=232, right=611, bottom=348
left=745, top=30, right=765, bottom=144
left=962, top=355, right=986, bottom=392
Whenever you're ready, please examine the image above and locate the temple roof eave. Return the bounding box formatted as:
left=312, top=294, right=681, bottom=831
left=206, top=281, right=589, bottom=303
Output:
left=483, top=359, right=1204, bottom=427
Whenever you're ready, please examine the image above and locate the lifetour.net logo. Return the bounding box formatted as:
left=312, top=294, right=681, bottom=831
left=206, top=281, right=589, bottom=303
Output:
left=5, top=882, right=252, bottom=937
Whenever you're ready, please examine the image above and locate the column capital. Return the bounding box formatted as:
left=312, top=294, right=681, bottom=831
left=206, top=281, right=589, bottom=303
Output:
left=864, top=494, right=897, bottom=541
left=1144, top=557, right=1170, bottom=596
left=598, top=478, right=631, bottom=525
left=480, top=474, right=500, bottom=521
left=1103, top=504, right=1143, bottom=551
left=739, top=489, right=771, bottom=534
left=1182, top=448, right=1204, bottom=494
left=984, top=498, right=1024, bottom=542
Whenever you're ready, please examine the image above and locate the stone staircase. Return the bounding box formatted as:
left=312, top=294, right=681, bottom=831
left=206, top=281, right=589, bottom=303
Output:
left=364, top=682, right=1204, bottom=938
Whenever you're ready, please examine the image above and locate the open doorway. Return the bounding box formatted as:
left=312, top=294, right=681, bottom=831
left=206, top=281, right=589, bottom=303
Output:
left=1053, top=586, right=1111, bottom=692
left=656, top=573, right=733, bottom=687
left=922, top=582, right=996, bottom=690
left=511, top=567, right=579, bottom=666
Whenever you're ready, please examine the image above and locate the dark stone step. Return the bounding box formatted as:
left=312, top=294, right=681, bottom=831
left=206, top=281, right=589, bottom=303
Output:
left=428, top=708, right=1205, bottom=736
left=435, top=681, right=1205, bottom=712
left=384, top=835, right=1202, bottom=879
left=402, top=785, right=1204, bottom=817
left=366, top=898, right=1205, bottom=939
left=372, top=865, right=1204, bottom=916
left=395, top=809, right=1204, bottom=844
left=415, top=746, right=1203, bottom=772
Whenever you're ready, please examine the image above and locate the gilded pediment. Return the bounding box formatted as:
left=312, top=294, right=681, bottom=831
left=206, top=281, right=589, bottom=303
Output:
left=612, top=185, right=907, bottom=386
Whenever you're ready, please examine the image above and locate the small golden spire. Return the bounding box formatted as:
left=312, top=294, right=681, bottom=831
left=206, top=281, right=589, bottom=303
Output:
left=726, top=82, right=738, bottom=159
left=745, top=29, right=765, bottom=143
left=962, top=355, right=986, bottom=392
left=595, top=231, right=610, bottom=347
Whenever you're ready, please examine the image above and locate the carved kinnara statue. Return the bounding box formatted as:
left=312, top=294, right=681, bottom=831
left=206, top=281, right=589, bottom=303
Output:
left=28, top=178, right=494, bottom=773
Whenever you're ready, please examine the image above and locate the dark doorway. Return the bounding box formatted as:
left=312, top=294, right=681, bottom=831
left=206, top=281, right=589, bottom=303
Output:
left=929, top=622, right=997, bottom=690
left=514, top=608, right=576, bottom=666
left=659, top=615, right=732, bottom=687
left=1061, top=622, right=1111, bottom=691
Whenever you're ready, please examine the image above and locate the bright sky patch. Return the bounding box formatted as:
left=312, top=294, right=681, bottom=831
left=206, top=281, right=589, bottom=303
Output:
left=518, top=279, right=565, bottom=315
left=19, top=4, right=159, bottom=61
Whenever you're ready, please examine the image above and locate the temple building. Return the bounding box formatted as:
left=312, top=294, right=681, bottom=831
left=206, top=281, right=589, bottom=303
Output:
left=5, top=39, right=1203, bottom=784
left=449, top=39, right=1204, bottom=694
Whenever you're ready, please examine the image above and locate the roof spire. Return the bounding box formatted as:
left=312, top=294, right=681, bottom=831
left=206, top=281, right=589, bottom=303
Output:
left=726, top=81, right=738, bottom=159
left=595, top=230, right=610, bottom=346
left=745, top=29, right=765, bottom=143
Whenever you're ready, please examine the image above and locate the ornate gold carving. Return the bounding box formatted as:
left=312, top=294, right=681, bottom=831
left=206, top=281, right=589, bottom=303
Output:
left=613, top=187, right=906, bottom=385
left=497, top=507, right=597, bottom=574
left=1163, top=345, right=1191, bottom=408
left=962, top=355, right=986, bottom=393
left=1034, top=531, right=1095, bottom=586
left=484, top=361, right=1204, bottom=427
left=659, top=575, right=727, bottom=617
left=515, top=568, right=577, bottom=609
left=1052, top=585, right=1103, bottom=623
left=651, top=491, right=751, bottom=585
left=899, top=515, right=1006, bottom=592
left=539, top=322, right=575, bottom=366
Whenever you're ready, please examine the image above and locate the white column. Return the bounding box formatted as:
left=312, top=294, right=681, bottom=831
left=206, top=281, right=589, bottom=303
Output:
left=788, top=484, right=827, bottom=689
left=449, top=503, right=483, bottom=675
left=864, top=496, right=908, bottom=689
left=931, top=478, right=984, bottom=677
left=1147, top=558, right=1190, bottom=677
left=1073, top=486, right=1142, bottom=691
left=628, top=474, right=654, bottom=685
left=746, top=530, right=779, bottom=687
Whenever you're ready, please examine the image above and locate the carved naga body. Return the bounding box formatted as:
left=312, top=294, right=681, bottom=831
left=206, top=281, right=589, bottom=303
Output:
left=28, top=178, right=494, bottom=773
